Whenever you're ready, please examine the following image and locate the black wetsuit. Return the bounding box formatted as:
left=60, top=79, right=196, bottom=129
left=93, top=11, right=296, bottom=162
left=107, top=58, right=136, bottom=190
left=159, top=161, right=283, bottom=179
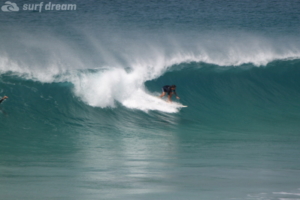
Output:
left=162, top=85, right=177, bottom=96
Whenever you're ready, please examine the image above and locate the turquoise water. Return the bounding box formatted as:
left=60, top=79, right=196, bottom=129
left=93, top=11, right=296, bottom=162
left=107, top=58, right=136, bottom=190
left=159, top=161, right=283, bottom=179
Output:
left=1, top=1, right=300, bottom=199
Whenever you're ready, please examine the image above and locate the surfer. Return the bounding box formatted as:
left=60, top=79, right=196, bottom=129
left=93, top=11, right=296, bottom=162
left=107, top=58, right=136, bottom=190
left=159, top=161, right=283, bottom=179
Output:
left=159, top=85, right=180, bottom=102
left=0, top=96, right=8, bottom=104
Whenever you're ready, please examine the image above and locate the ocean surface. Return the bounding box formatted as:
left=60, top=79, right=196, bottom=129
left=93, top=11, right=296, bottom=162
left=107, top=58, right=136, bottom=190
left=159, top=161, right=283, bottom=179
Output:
left=1, top=0, right=300, bottom=199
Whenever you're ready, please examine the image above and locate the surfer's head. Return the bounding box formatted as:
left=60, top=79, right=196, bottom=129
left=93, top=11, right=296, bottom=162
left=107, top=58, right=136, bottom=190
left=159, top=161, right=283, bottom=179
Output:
left=171, top=85, right=176, bottom=90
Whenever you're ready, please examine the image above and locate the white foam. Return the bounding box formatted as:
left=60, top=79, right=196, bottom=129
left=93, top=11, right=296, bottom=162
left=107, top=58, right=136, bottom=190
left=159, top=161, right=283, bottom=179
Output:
left=71, top=67, right=144, bottom=108
left=67, top=68, right=184, bottom=112
left=122, top=90, right=183, bottom=113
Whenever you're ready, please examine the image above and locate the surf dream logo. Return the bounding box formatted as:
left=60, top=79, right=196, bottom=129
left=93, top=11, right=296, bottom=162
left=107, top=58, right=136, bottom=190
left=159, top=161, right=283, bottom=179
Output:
left=1, top=1, right=19, bottom=12
left=1, top=1, right=76, bottom=12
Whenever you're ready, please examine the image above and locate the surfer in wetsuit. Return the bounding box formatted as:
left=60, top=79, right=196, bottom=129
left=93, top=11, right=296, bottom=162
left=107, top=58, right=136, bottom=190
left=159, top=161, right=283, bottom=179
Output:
left=0, top=96, right=8, bottom=104
left=159, top=85, right=180, bottom=102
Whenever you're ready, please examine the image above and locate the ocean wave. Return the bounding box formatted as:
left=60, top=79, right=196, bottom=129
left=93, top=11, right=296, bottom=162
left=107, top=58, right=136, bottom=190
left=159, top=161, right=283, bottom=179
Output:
left=1, top=30, right=300, bottom=112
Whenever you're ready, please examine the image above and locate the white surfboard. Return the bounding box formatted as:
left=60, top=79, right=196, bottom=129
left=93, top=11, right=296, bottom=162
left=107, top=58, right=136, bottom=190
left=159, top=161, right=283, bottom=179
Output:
left=178, top=105, right=188, bottom=107
left=153, top=96, right=188, bottom=108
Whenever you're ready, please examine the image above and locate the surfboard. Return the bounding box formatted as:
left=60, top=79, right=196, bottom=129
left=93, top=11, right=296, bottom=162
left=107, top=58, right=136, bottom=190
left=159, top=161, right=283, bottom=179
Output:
left=179, top=105, right=188, bottom=107
left=151, top=95, right=187, bottom=107
left=164, top=100, right=188, bottom=107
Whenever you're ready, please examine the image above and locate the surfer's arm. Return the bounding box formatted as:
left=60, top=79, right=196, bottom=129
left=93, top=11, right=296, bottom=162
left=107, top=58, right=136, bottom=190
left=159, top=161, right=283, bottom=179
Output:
left=174, top=91, right=180, bottom=99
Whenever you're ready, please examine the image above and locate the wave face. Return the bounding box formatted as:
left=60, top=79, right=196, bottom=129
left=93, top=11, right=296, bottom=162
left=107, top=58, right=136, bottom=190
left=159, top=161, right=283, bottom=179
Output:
left=1, top=19, right=300, bottom=132
left=1, top=58, right=300, bottom=134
